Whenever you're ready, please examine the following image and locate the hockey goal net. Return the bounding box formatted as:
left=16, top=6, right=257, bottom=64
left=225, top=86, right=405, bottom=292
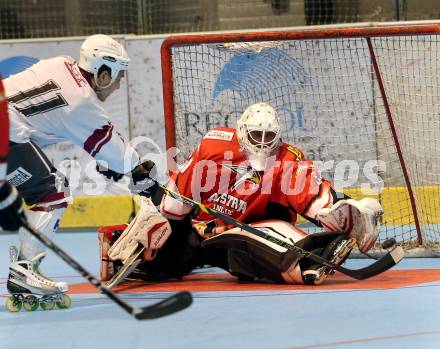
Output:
left=161, top=22, right=440, bottom=255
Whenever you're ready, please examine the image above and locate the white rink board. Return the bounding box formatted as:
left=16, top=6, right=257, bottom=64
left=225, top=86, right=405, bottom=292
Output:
left=124, top=37, right=170, bottom=182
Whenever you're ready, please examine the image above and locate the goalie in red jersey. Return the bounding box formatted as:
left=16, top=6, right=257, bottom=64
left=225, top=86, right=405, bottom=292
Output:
left=100, top=102, right=383, bottom=286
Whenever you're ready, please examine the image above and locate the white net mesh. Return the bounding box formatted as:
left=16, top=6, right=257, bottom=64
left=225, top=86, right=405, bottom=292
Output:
left=163, top=25, right=440, bottom=254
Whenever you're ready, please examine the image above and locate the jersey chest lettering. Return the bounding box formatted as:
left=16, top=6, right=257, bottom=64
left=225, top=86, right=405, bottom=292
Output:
left=207, top=193, right=247, bottom=214
left=8, top=79, right=68, bottom=117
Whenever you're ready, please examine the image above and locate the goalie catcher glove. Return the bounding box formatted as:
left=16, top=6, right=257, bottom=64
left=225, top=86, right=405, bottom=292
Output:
left=108, top=197, right=171, bottom=263
left=316, top=197, right=384, bottom=253
left=0, top=182, right=25, bottom=231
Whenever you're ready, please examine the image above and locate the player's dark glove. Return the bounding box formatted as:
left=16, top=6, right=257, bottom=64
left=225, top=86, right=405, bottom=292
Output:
left=0, top=182, right=25, bottom=231
left=129, top=160, right=159, bottom=197
left=96, top=163, right=124, bottom=182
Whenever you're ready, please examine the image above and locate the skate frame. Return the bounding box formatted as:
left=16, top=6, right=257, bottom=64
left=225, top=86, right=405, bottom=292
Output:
left=20, top=219, right=192, bottom=320
left=157, top=184, right=404, bottom=280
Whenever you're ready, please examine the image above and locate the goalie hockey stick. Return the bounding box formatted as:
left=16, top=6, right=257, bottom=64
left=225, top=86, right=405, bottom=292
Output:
left=158, top=184, right=404, bottom=280
left=20, top=218, right=192, bottom=320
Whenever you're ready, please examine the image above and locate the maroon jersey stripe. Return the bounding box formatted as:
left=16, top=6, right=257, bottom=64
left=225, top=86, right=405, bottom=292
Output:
left=91, top=124, right=113, bottom=157
left=84, top=123, right=113, bottom=157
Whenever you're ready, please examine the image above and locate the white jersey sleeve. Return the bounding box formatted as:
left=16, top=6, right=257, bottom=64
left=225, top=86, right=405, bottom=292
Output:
left=59, top=99, right=139, bottom=174
left=4, top=56, right=139, bottom=174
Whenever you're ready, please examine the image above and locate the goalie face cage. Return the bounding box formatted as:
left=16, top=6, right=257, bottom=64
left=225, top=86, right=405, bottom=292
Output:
left=161, top=22, right=440, bottom=256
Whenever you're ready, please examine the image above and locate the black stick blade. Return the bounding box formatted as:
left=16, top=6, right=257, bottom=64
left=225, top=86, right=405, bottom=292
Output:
left=134, top=291, right=193, bottom=320
left=344, top=246, right=404, bottom=280
left=381, top=238, right=397, bottom=249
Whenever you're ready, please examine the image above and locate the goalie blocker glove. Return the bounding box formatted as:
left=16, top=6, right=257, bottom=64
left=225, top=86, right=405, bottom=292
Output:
left=316, top=197, right=383, bottom=253
left=0, top=182, right=25, bottom=231
left=129, top=160, right=158, bottom=197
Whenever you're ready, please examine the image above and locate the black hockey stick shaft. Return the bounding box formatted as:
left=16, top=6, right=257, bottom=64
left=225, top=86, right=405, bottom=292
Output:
left=20, top=218, right=192, bottom=319
left=158, top=184, right=404, bottom=280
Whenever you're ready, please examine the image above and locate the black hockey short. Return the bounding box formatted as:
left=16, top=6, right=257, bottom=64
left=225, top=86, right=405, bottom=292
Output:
left=7, top=141, right=68, bottom=206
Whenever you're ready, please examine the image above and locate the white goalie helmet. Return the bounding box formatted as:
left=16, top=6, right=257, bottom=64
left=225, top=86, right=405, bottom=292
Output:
left=237, top=102, right=282, bottom=171
left=78, top=34, right=130, bottom=88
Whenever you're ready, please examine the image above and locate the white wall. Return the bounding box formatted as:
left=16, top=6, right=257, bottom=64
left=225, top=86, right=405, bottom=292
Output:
left=2, top=29, right=440, bottom=198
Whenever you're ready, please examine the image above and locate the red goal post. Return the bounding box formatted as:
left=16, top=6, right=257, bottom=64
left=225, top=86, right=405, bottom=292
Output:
left=161, top=22, right=440, bottom=255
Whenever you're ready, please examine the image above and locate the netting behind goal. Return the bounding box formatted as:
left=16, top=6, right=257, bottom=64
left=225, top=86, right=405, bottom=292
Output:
left=0, top=0, right=437, bottom=40
left=161, top=23, right=440, bottom=255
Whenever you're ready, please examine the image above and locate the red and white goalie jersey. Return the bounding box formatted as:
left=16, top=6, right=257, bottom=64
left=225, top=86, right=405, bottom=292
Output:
left=161, top=127, right=335, bottom=238
left=4, top=56, right=139, bottom=173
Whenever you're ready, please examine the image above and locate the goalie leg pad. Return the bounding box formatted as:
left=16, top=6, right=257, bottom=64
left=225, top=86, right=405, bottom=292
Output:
left=105, top=244, right=145, bottom=289
left=108, top=197, right=172, bottom=263
left=203, top=225, right=354, bottom=285
left=205, top=231, right=290, bottom=283
left=98, top=224, right=127, bottom=282
left=202, top=220, right=309, bottom=283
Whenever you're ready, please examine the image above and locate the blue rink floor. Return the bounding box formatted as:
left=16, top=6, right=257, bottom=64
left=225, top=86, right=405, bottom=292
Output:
left=1, top=232, right=440, bottom=349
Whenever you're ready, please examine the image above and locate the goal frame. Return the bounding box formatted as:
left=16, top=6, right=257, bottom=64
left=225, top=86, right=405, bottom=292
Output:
left=161, top=21, right=440, bottom=251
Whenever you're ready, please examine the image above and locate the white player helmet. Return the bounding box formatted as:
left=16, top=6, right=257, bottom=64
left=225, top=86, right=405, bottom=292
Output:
left=237, top=102, right=282, bottom=171
left=78, top=34, right=130, bottom=88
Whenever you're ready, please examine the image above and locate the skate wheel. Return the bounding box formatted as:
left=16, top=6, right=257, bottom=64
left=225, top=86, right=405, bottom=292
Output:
left=40, top=299, right=55, bottom=311
left=56, top=294, right=72, bottom=309
left=23, top=295, right=39, bottom=311
left=5, top=296, right=22, bottom=312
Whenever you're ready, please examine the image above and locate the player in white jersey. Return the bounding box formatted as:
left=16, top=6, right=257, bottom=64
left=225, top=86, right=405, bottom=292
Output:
left=3, top=34, right=157, bottom=312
